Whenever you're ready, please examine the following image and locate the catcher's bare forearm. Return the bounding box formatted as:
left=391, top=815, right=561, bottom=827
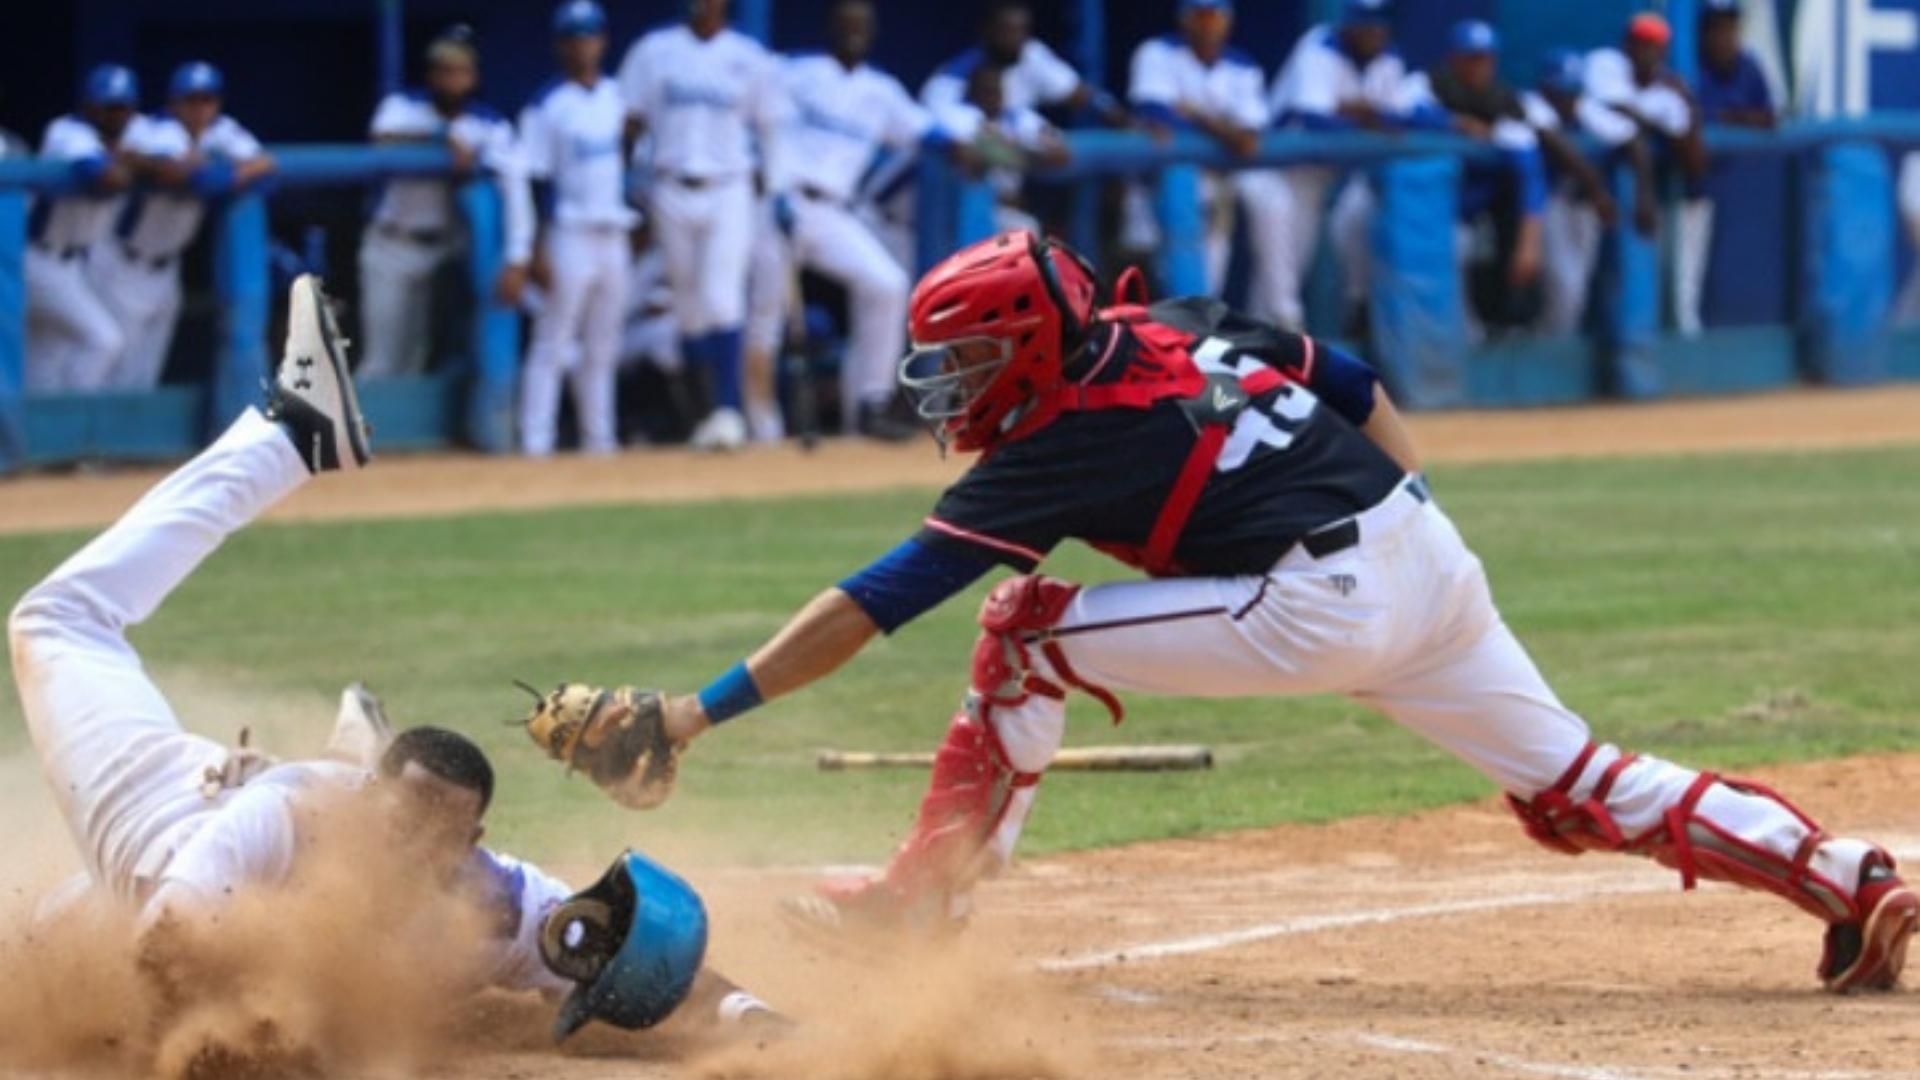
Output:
left=1361, top=386, right=1422, bottom=474
left=667, top=587, right=878, bottom=740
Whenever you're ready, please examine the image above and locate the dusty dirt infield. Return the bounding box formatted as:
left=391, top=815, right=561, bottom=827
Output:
left=2, top=384, right=1919, bottom=535
left=431, top=755, right=1920, bottom=1080
left=3, top=386, right=1918, bottom=1078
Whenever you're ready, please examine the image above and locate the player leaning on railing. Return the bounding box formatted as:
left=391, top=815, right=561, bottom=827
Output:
left=539, top=229, right=1916, bottom=994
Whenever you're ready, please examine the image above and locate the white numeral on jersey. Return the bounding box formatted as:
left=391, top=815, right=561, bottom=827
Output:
left=1193, top=337, right=1319, bottom=473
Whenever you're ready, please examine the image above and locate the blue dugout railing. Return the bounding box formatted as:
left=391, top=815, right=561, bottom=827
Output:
left=0, top=144, right=518, bottom=472
left=2, top=117, right=1918, bottom=472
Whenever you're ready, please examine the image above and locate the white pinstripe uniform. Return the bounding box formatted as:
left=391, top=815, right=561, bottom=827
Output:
left=1266, top=25, right=1410, bottom=324
left=8, top=407, right=572, bottom=994
left=359, top=91, right=532, bottom=380
left=517, top=75, right=634, bottom=456
left=24, top=115, right=133, bottom=394
left=1521, top=89, right=1640, bottom=336
left=1126, top=34, right=1277, bottom=309
left=89, top=114, right=265, bottom=391
left=745, top=53, right=927, bottom=415
left=619, top=23, right=786, bottom=408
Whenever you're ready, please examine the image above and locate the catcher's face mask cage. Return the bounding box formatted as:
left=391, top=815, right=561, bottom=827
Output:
left=542, top=849, right=709, bottom=1041
left=899, top=335, right=1014, bottom=439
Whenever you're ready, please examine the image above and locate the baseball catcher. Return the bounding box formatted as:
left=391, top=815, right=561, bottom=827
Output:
left=8, top=276, right=780, bottom=1061
left=546, top=229, right=1917, bottom=994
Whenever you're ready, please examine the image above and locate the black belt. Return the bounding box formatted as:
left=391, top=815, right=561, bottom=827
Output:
left=671, top=173, right=712, bottom=189
left=33, top=243, right=87, bottom=262
left=119, top=243, right=176, bottom=271
left=377, top=223, right=450, bottom=245
left=1301, top=476, right=1432, bottom=560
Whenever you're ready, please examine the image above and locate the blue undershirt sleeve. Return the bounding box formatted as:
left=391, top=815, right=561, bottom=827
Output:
left=1307, top=340, right=1381, bottom=427
left=838, top=538, right=995, bottom=635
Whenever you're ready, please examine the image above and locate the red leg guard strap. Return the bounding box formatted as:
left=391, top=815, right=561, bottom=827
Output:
left=973, top=574, right=1124, bottom=722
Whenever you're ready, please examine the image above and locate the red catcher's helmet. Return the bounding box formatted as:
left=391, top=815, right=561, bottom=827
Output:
left=899, top=230, right=1099, bottom=453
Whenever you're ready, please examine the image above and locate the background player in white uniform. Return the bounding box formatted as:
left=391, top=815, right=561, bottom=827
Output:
left=744, top=0, right=931, bottom=443
left=359, top=28, right=533, bottom=381
left=1898, top=153, right=1920, bottom=325
left=1267, top=0, right=1410, bottom=329
left=90, top=62, right=275, bottom=392
left=1127, top=1, right=1277, bottom=310
left=1584, top=15, right=1707, bottom=335
left=921, top=1, right=1126, bottom=123
left=24, top=65, right=143, bottom=395
left=1523, top=49, right=1654, bottom=337
left=619, top=0, right=787, bottom=452
left=519, top=0, right=635, bottom=457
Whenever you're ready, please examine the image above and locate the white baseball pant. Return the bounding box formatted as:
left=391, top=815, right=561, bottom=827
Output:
left=519, top=223, right=629, bottom=456
left=1247, top=166, right=1341, bottom=330
left=1327, top=177, right=1376, bottom=310
left=356, top=227, right=460, bottom=379
left=9, top=408, right=308, bottom=903
left=746, top=196, right=911, bottom=412
left=1898, top=153, right=1920, bottom=325
left=24, top=249, right=126, bottom=394
left=1673, top=198, right=1713, bottom=337
left=650, top=176, right=753, bottom=337
left=1539, top=192, right=1604, bottom=337
left=972, top=482, right=1874, bottom=905
left=90, top=246, right=183, bottom=391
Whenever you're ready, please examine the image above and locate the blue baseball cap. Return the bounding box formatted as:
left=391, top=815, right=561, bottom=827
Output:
left=552, top=0, right=607, bottom=37
left=1537, top=48, right=1584, bottom=93
left=1449, top=19, right=1499, bottom=56
left=82, top=64, right=139, bottom=108
left=1340, top=0, right=1393, bottom=28
left=1179, top=0, right=1234, bottom=14
left=169, top=61, right=224, bottom=99
left=1701, top=0, right=1742, bottom=18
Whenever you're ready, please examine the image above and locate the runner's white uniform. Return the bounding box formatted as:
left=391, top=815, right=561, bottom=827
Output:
left=745, top=53, right=927, bottom=416
left=517, top=74, right=633, bottom=456
left=619, top=24, right=785, bottom=356
left=1267, top=26, right=1411, bottom=325
left=7, top=408, right=571, bottom=994
left=1127, top=34, right=1278, bottom=311
left=24, top=115, right=132, bottom=393
left=359, top=91, right=533, bottom=380
left=88, top=113, right=266, bottom=391
left=920, top=39, right=1082, bottom=113
left=1522, top=90, right=1640, bottom=336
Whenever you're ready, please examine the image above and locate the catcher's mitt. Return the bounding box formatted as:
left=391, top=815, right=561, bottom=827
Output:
left=519, top=682, right=683, bottom=810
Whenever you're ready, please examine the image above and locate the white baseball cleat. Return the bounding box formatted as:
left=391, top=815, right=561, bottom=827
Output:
left=689, top=406, right=748, bottom=453
left=269, top=274, right=371, bottom=473
left=326, top=681, right=396, bottom=769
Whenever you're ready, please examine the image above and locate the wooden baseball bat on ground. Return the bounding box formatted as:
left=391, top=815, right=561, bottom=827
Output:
left=818, top=745, right=1214, bottom=773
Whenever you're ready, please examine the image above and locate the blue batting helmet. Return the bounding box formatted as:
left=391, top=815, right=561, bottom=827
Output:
left=82, top=64, right=139, bottom=108
left=169, top=61, right=224, bottom=99
left=1538, top=48, right=1584, bottom=94
left=1340, top=0, right=1393, bottom=28
left=1449, top=19, right=1499, bottom=56
left=540, top=851, right=708, bottom=1041
left=552, top=0, right=608, bottom=37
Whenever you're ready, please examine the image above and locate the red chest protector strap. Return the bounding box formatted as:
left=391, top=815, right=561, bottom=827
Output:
left=1142, top=366, right=1284, bottom=575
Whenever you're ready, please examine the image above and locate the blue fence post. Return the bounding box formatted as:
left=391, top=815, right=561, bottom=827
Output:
left=0, top=189, right=25, bottom=472
left=209, top=192, right=271, bottom=438
left=1596, top=159, right=1662, bottom=398
left=736, top=0, right=771, bottom=43
left=1153, top=164, right=1209, bottom=296
left=1366, top=158, right=1467, bottom=409
left=915, top=150, right=958, bottom=275
left=457, top=179, right=519, bottom=453
left=1801, top=141, right=1894, bottom=384
left=955, top=179, right=999, bottom=248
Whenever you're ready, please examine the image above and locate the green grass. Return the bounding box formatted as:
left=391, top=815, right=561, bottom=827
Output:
left=1, top=446, right=1917, bottom=871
